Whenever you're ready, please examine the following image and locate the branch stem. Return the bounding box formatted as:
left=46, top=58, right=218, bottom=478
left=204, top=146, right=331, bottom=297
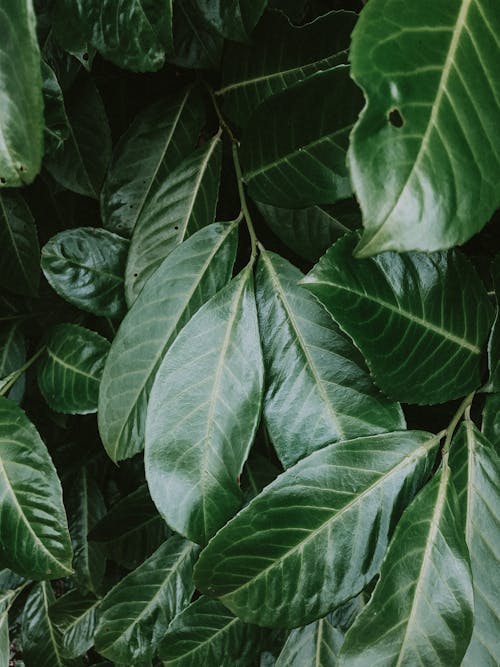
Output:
left=441, top=392, right=475, bottom=461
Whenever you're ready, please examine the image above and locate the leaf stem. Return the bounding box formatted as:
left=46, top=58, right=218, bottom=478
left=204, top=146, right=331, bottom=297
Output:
left=0, top=345, right=46, bottom=397
left=441, top=392, right=475, bottom=460
left=206, top=84, right=238, bottom=144
left=231, top=142, right=258, bottom=260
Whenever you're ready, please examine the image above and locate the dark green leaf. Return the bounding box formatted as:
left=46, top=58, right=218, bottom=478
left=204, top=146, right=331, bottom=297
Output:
left=38, top=323, right=110, bottom=414
left=0, top=323, right=26, bottom=403
left=0, top=397, right=73, bottom=580
left=42, top=61, right=70, bottom=156
left=194, top=431, right=439, bottom=627
left=41, top=228, right=129, bottom=319
left=194, top=0, right=267, bottom=41
left=482, top=393, right=500, bottom=449
left=302, top=233, right=494, bottom=404
left=170, top=0, right=224, bottom=70
left=50, top=589, right=100, bottom=659
left=349, top=0, right=500, bottom=255
left=486, top=254, right=500, bottom=391
left=0, top=568, right=25, bottom=593
left=241, top=453, right=280, bottom=503
left=21, top=582, right=67, bottom=667
left=0, top=591, right=11, bottom=665
left=145, top=267, right=264, bottom=544
left=275, top=615, right=344, bottom=667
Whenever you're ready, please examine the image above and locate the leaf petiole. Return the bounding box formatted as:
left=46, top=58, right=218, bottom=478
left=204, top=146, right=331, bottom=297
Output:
left=0, top=345, right=46, bottom=397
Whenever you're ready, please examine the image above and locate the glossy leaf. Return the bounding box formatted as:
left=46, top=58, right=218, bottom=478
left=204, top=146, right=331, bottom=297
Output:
left=0, top=591, right=11, bottom=666
left=94, top=535, right=199, bottom=664
left=194, top=0, right=267, bottom=41
left=194, top=431, right=439, bottom=627
left=50, top=590, right=100, bottom=659
left=275, top=615, right=344, bottom=667
left=21, top=582, right=66, bottom=667
left=41, top=228, right=129, bottom=319
left=0, top=397, right=73, bottom=579
left=0, top=192, right=39, bottom=297
left=349, top=0, right=500, bottom=255
left=0, top=323, right=26, bottom=403
left=38, top=323, right=110, bottom=415
left=125, top=133, right=222, bottom=305
left=0, top=0, right=43, bottom=187
left=218, top=10, right=356, bottom=126
left=302, top=233, right=494, bottom=404
left=170, top=0, right=224, bottom=70
left=339, top=465, right=473, bottom=666
left=486, top=254, right=500, bottom=391
left=256, top=249, right=404, bottom=467
left=159, top=596, right=263, bottom=666
left=98, top=222, right=238, bottom=462
left=450, top=422, right=500, bottom=665
left=101, top=87, right=204, bottom=237
left=241, top=67, right=363, bottom=208
left=145, top=267, right=264, bottom=544
left=482, top=393, right=500, bottom=449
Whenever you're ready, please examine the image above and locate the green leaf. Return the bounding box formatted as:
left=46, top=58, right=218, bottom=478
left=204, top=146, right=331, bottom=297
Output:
left=275, top=615, right=344, bottom=667
left=0, top=192, right=40, bottom=297
left=50, top=589, right=100, bottom=659
left=339, top=465, right=473, bottom=666
left=194, top=430, right=439, bottom=628
left=145, top=267, right=264, bottom=544
left=302, top=233, right=494, bottom=404
left=94, top=535, right=199, bottom=664
left=159, top=596, right=263, bottom=666
left=241, top=453, right=280, bottom=503
left=38, top=323, right=110, bottom=415
left=349, top=0, right=500, bottom=256
left=482, top=393, right=500, bottom=449
left=125, top=133, right=222, bottom=305
left=486, top=254, right=500, bottom=391
left=218, top=10, right=356, bottom=127
left=41, top=228, right=129, bottom=319
left=0, top=323, right=26, bottom=403
left=21, top=582, right=67, bottom=667
left=0, top=568, right=25, bottom=593
left=0, top=591, right=11, bottom=666
left=256, top=250, right=405, bottom=467
left=98, top=222, right=238, bottom=462
left=170, top=0, right=224, bottom=70
left=241, top=67, right=363, bottom=208
left=0, top=0, right=43, bottom=187
left=42, top=60, right=70, bottom=156
left=450, top=422, right=500, bottom=665
left=0, top=397, right=73, bottom=580
left=194, top=0, right=267, bottom=41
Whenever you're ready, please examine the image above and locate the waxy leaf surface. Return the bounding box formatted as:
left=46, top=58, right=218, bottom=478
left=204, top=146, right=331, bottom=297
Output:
left=275, top=615, right=344, bottom=667
left=21, top=582, right=66, bottom=667
left=50, top=589, right=100, bottom=659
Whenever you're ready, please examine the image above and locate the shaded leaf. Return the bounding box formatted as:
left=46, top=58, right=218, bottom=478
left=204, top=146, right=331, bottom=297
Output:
left=50, top=589, right=100, bottom=659
left=42, top=60, right=70, bottom=156
left=486, top=253, right=500, bottom=391
left=194, top=0, right=267, bottom=41
left=482, top=393, right=500, bottom=450
left=0, top=323, right=26, bottom=403
left=0, top=591, right=11, bottom=666
left=241, top=453, right=280, bottom=503
left=21, top=582, right=67, bottom=667
left=275, top=615, right=344, bottom=667
left=170, top=0, right=224, bottom=70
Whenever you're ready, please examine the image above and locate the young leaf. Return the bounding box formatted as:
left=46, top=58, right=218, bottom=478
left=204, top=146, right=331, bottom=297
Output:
left=450, top=422, right=500, bottom=665
left=170, top=0, right=224, bottom=70
left=339, top=465, right=474, bottom=666
left=38, top=323, right=111, bottom=415
left=349, top=0, right=500, bottom=255
left=302, top=233, right=494, bottom=404
left=94, top=535, right=199, bottom=664
left=486, top=253, right=500, bottom=391
left=98, top=222, right=238, bottom=462
left=21, top=582, right=65, bottom=666
left=50, top=589, right=100, bottom=659
left=194, top=0, right=267, bottom=41
left=0, top=323, right=26, bottom=403
left=0, top=397, right=73, bottom=580
left=241, top=67, right=363, bottom=208
left=41, top=227, right=129, bottom=319
left=125, top=133, right=222, bottom=305
left=194, top=431, right=440, bottom=627
left=256, top=249, right=405, bottom=467
left=145, top=267, right=264, bottom=544
left=275, top=615, right=344, bottom=667
left=0, top=0, right=43, bottom=187
left=101, top=87, right=205, bottom=237
left=0, top=192, right=40, bottom=297
left=482, top=393, right=500, bottom=449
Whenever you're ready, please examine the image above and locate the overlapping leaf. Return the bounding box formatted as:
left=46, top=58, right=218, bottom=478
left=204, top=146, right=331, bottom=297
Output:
left=486, top=253, right=500, bottom=391
left=50, top=590, right=100, bottom=659
left=302, top=233, right=494, bottom=404
left=169, top=0, right=224, bottom=70
left=0, top=323, right=26, bottom=403
left=21, top=582, right=66, bottom=667
left=194, top=0, right=267, bottom=41
left=275, top=615, right=344, bottom=667
left=0, top=192, right=39, bottom=297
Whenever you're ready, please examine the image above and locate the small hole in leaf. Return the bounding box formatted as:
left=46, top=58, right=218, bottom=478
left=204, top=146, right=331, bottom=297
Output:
left=19, top=165, right=24, bottom=172
left=82, top=52, right=89, bottom=61
left=0, top=177, right=5, bottom=184
left=133, top=273, right=138, bottom=277
left=388, top=108, right=404, bottom=128
left=174, top=225, right=179, bottom=231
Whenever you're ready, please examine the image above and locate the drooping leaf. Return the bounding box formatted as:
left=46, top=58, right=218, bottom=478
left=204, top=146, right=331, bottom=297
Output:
left=159, top=596, right=263, bottom=666
left=349, top=0, right=500, bottom=256
left=98, top=222, right=238, bottom=462
left=0, top=0, right=43, bottom=187
left=125, top=133, right=222, bottom=305
left=38, top=323, right=110, bottom=415
left=50, top=589, right=100, bottom=659
left=302, top=233, right=494, bottom=404
left=275, top=614, right=344, bottom=667
left=241, top=67, right=363, bottom=208
left=0, top=323, right=26, bottom=403
left=94, top=535, right=199, bottom=664
left=482, top=393, right=500, bottom=449
left=145, top=267, right=264, bottom=544
left=339, top=465, right=473, bottom=666
left=450, top=422, right=500, bottom=665
left=218, top=10, right=356, bottom=126
left=194, top=431, right=440, bottom=628
left=0, top=397, right=73, bottom=580
left=194, top=0, right=267, bottom=41
left=41, top=228, right=129, bottom=319
left=101, top=87, right=205, bottom=238
left=486, top=253, right=500, bottom=391
left=21, top=582, right=66, bottom=667
left=0, top=192, right=40, bottom=297
left=169, top=0, right=224, bottom=70
left=256, top=249, right=405, bottom=467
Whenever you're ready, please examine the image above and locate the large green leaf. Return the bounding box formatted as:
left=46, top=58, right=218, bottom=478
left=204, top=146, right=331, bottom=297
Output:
left=41, top=228, right=128, bottom=319
left=218, top=10, right=356, bottom=126
left=339, top=465, right=473, bottom=666
left=125, top=133, right=222, bottom=305
left=0, top=590, right=12, bottom=666
left=275, top=615, right=344, bottom=667
left=38, top=323, right=110, bottom=415
left=0, top=323, right=26, bottom=403
left=21, top=582, right=66, bottom=667
left=482, top=393, right=500, bottom=449
left=0, top=192, right=39, bottom=297
left=486, top=254, right=500, bottom=391
left=159, top=596, right=263, bottom=666
left=256, top=249, right=404, bottom=467
left=0, top=0, right=43, bottom=187
left=94, top=535, right=199, bottom=664
left=145, top=267, right=264, bottom=544
left=302, top=233, right=494, bottom=404
left=194, top=431, right=439, bottom=628
left=101, top=87, right=204, bottom=237
left=50, top=590, right=100, bottom=659
left=349, top=0, right=500, bottom=256
left=0, top=397, right=73, bottom=580
left=169, top=0, right=224, bottom=70
left=450, top=422, right=500, bottom=665
left=98, top=222, right=238, bottom=462
left=194, top=0, right=267, bottom=41
left=241, top=67, right=363, bottom=208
